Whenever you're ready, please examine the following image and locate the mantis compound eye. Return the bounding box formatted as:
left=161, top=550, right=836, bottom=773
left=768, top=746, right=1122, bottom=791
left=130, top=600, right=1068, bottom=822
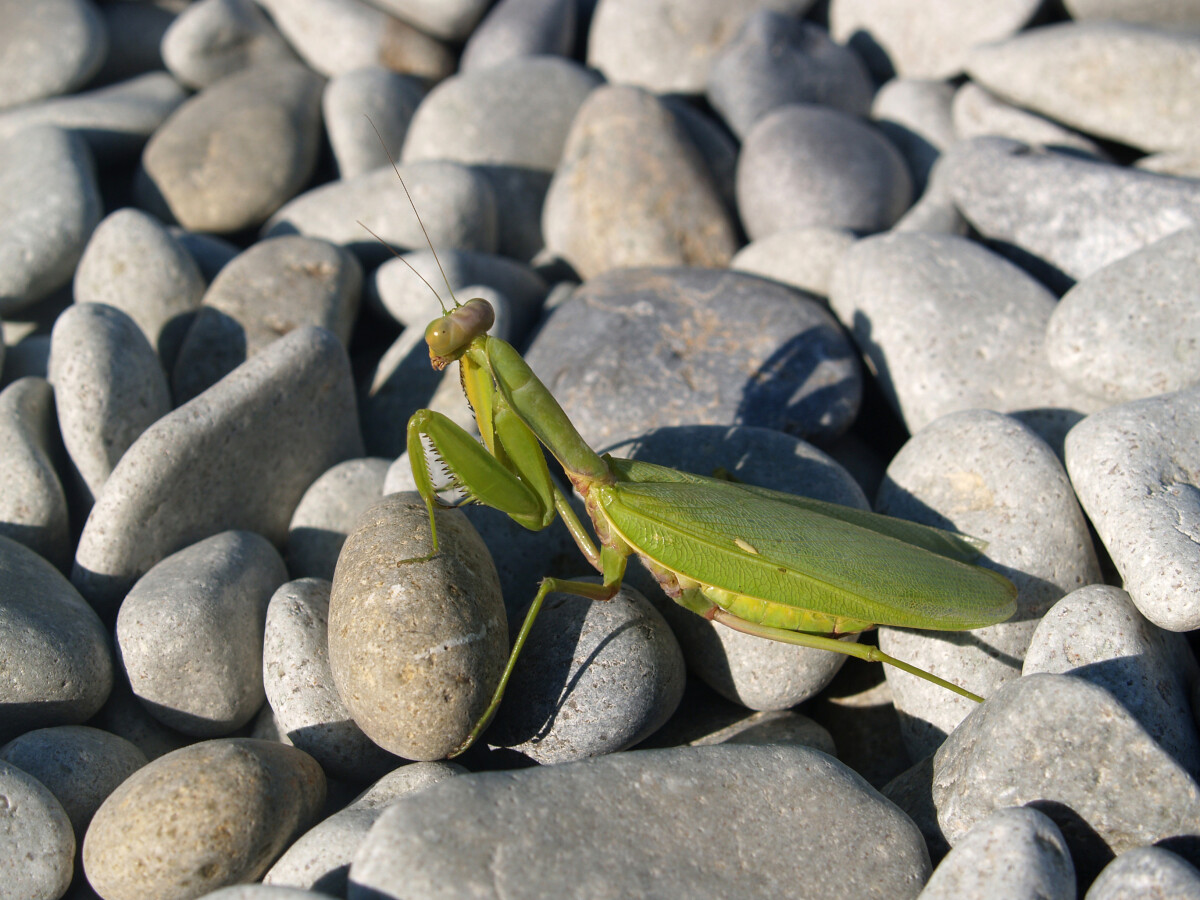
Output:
left=425, top=298, right=495, bottom=365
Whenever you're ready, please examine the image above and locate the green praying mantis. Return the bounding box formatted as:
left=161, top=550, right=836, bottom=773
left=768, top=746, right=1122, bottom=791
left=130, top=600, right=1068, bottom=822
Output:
left=379, top=173, right=1017, bottom=759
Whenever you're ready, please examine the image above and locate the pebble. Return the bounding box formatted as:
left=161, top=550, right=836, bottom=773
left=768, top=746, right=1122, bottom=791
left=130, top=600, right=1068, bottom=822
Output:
left=917, top=806, right=1075, bottom=900
left=586, top=0, right=818, bottom=94
left=941, top=136, right=1200, bottom=285
left=0, top=534, right=112, bottom=743
left=328, top=493, right=508, bottom=760
left=0, top=725, right=147, bottom=838
left=460, top=0, right=577, bottom=72
left=1045, top=227, right=1200, bottom=403
left=263, top=761, right=466, bottom=894
left=930, top=673, right=1200, bottom=883
left=707, top=13, right=874, bottom=138
left=254, top=0, right=454, bottom=81
left=72, top=325, right=363, bottom=619
left=48, top=303, right=172, bottom=508
left=828, top=0, right=1041, bottom=79
left=729, top=226, right=857, bottom=299
left=351, top=744, right=931, bottom=899
left=0, top=125, right=102, bottom=315
left=263, top=160, right=498, bottom=266
left=1086, top=846, right=1200, bottom=899
left=736, top=104, right=912, bottom=239
left=0, top=72, right=187, bottom=165
left=1023, top=585, right=1200, bottom=778
left=828, top=232, right=1102, bottom=447
left=136, top=61, right=325, bottom=234
left=263, top=577, right=399, bottom=779
left=876, top=409, right=1100, bottom=759
left=0, top=377, right=71, bottom=569
left=82, top=738, right=326, bottom=900
left=966, top=21, right=1200, bottom=155
left=116, top=531, right=287, bottom=736
left=162, top=0, right=299, bottom=89
left=522, top=267, right=861, bottom=450
left=0, top=759, right=74, bottom=900
left=172, top=235, right=363, bottom=403
left=951, top=81, right=1107, bottom=159
left=871, top=78, right=957, bottom=193
left=0, top=0, right=107, bottom=111
left=323, top=66, right=425, bottom=179
left=1064, top=383, right=1200, bottom=632
left=73, top=208, right=206, bottom=365
left=286, top=458, right=389, bottom=580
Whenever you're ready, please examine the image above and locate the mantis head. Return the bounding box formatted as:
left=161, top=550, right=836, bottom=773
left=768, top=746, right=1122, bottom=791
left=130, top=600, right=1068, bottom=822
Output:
left=425, top=297, right=495, bottom=370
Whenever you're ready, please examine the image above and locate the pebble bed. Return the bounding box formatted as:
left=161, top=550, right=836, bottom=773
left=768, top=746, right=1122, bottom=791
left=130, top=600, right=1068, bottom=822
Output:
left=2, top=1, right=1200, bottom=899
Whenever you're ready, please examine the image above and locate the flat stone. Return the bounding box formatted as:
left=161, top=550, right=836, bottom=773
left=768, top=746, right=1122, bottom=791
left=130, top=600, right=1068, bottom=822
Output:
left=73, top=208, right=206, bottom=364
left=287, top=458, right=389, bottom=581
left=0, top=125, right=102, bottom=315
left=966, top=21, right=1200, bottom=154
left=136, top=61, right=324, bottom=233
left=82, top=738, right=326, bottom=900
left=328, top=494, right=508, bottom=761
left=587, top=0, right=818, bottom=94
left=828, top=232, right=1102, bottom=445
left=877, top=410, right=1100, bottom=759
left=1064, top=384, right=1200, bottom=631
left=931, top=673, right=1200, bottom=883
left=542, top=85, right=736, bottom=279
left=162, top=0, right=298, bottom=89
left=708, top=13, right=874, bottom=138
left=350, top=744, right=931, bottom=899
left=523, top=267, right=861, bottom=450
left=1045, top=227, right=1200, bottom=404
left=172, top=235, right=362, bottom=403
left=736, top=104, right=912, bottom=239
left=48, top=303, right=171, bottom=508
left=264, top=577, right=400, bottom=779
left=263, top=762, right=466, bottom=894
left=72, top=325, right=363, bottom=619
left=1086, top=846, right=1200, bottom=899
left=0, top=759, right=74, bottom=900
left=951, top=82, right=1107, bottom=159
left=0, top=725, right=147, bottom=838
left=1024, top=585, right=1200, bottom=778
left=918, top=806, right=1075, bottom=899
left=871, top=78, right=957, bottom=193
left=460, top=0, right=577, bottom=72
left=0, top=535, right=112, bottom=743
left=729, top=227, right=857, bottom=299
left=0, top=0, right=107, bottom=110
left=0, top=377, right=70, bottom=569
left=0, top=72, right=187, bottom=165
left=323, top=66, right=424, bottom=178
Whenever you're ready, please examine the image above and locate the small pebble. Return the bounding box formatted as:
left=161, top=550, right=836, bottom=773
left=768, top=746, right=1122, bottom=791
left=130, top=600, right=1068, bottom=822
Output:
left=322, top=66, right=425, bottom=179
left=729, top=226, right=857, bottom=299
left=459, top=0, right=577, bottom=72
left=328, top=493, right=508, bottom=761
left=82, top=738, right=326, bottom=900
left=951, top=81, right=1107, bottom=159
left=1086, top=846, right=1200, bottom=899
left=162, top=0, right=298, bottom=89
left=116, top=530, right=287, bottom=736
left=0, top=759, right=74, bottom=900
left=0, top=0, right=107, bottom=110
left=286, top=458, right=389, bottom=580
left=1065, top=383, right=1200, bottom=631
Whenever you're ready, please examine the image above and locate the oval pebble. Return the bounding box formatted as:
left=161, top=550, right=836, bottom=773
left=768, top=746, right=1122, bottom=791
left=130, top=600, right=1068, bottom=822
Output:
left=162, top=0, right=299, bottom=89
left=0, top=0, right=107, bottom=111
left=0, top=725, right=147, bottom=838
left=0, top=535, right=112, bottom=743
left=0, top=759, right=74, bottom=900
left=71, top=325, right=363, bottom=618
left=459, top=0, right=577, bottom=72
left=877, top=410, right=1100, bottom=759
left=522, top=267, right=861, bottom=450
left=1087, top=846, right=1200, bottom=900
left=116, top=530, right=288, bottom=736
left=286, top=458, right=389, bottom=580
left=263, top=761, right=466, bottom=894
left=82, top=738, right=326, bottom=900
left=1023, top=584, right=1200, bottom=778
left=0, top=377, right=71, bottom=569
left=736, top=104, right=912, bottom=239
left=137, top=61, right=324, bottom=233
left=729, top=226, right=856, bottom=299
left=1065, top=383, right=1200, bottom=632
left=918, top=806, right=1075, bottom=900
left=351, top=744, right=931, bottom=899
left=172, top=235, right=362, bottom=403
left=263, top=577, right=399, bottom=779
left=328, top=493, right=508, bottom=761
left=72, top=207, right=206, bottom=365
left=0, top=125, right=102, bottom=315
left=323, top=66, right=425, bottom=179
left=48, top=303, right=171, bottom=508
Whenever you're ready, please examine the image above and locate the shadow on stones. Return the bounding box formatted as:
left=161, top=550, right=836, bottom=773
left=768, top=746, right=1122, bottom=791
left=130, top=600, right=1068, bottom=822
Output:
left=1026, top=798, right=1114, bottom=887
left=171, top=307, right=247, bottom=405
